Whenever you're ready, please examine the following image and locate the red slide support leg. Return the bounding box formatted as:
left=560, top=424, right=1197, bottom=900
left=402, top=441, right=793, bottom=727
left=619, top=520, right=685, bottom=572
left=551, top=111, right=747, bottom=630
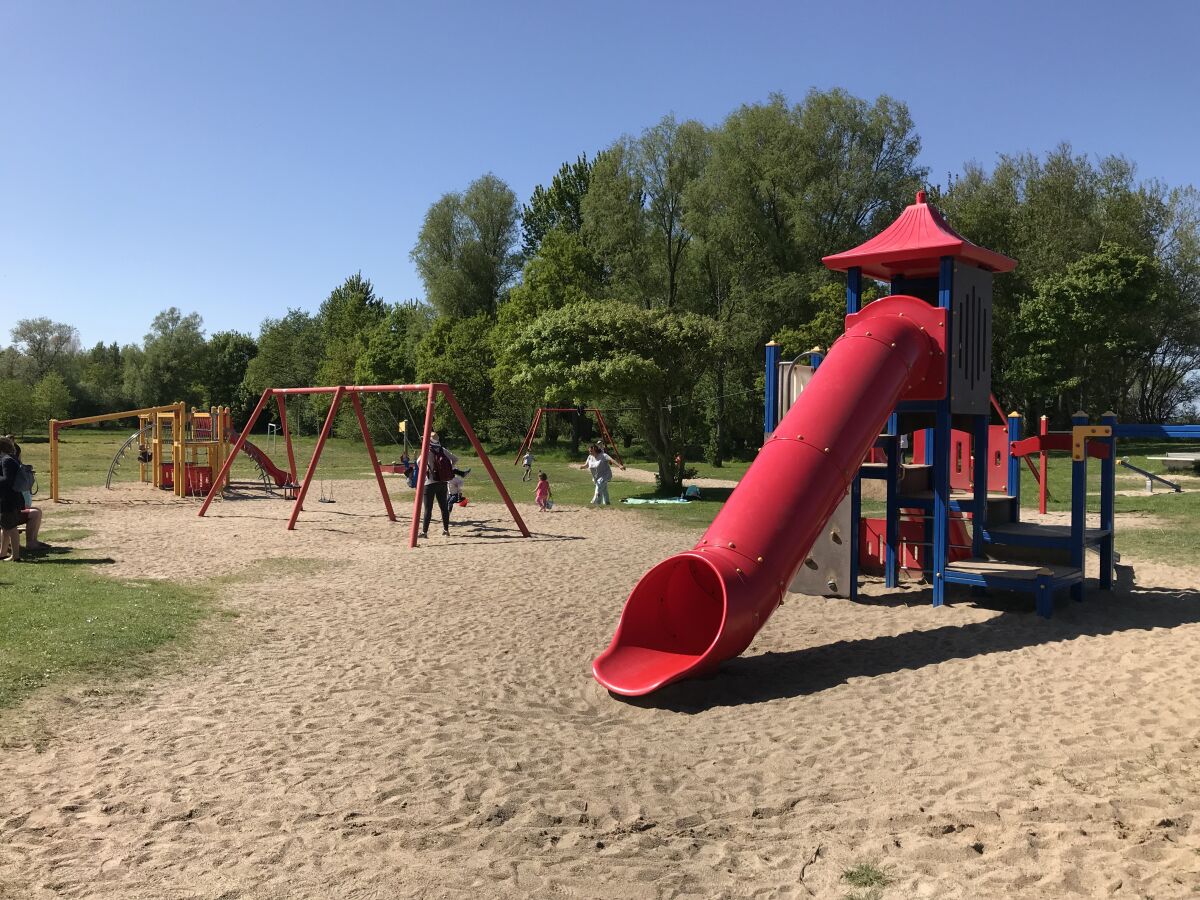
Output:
left=593, top=296, right=947, bottom=697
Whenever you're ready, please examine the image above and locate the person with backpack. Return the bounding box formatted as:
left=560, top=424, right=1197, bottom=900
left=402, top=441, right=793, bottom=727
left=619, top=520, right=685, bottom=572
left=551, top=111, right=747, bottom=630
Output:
left=421, top=432, right=458, bottom=538
left=6, top=438, right=47, bottom=553
left=0, top=436, right=24, bottom=562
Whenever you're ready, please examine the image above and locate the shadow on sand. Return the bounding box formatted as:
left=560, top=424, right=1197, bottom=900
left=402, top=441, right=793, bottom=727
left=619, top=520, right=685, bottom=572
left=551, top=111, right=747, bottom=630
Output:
left=624, top=563, right=1200, bottom=712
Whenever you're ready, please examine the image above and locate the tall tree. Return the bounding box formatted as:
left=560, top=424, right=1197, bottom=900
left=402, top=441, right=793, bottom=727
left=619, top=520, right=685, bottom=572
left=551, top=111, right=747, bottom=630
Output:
left=510, top=301, right=715, bottom=492
left=204, top=331, right=258, bottom=422
left=583, top=116, right=710, bottom=309
left=242, top=310, right=324, bottom=430
left=938, top=145, right=1200, bottom=420
left=32, top=372, right=73, bottom=422
left=414, top=315, right=496, bottom=436
left=521, top=154, right=595, bottom=257
left=354, top=301, right=436, bottom=387
left=127, top=308, right=208, bottom=407
left=9, top=318, right=80, bottom=382
left=412, top=174, right=521, bottom=318
left=315, top=273, right=387, bottom=387
left=76, top=342, right=130, bottom=415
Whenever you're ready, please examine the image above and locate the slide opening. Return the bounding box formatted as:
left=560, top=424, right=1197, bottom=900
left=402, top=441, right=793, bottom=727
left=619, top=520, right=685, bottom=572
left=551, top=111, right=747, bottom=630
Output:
left=594, top=554, right=726, bottom=695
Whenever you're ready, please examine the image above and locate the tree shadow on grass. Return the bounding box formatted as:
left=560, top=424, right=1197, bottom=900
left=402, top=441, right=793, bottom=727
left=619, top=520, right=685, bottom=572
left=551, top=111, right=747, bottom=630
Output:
left=624, top=563, right=1200, bottom=712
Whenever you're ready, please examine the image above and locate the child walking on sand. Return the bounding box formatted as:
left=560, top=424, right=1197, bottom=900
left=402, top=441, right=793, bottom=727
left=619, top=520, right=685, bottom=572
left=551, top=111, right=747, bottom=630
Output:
left=534, top=471, right=552, bottom=511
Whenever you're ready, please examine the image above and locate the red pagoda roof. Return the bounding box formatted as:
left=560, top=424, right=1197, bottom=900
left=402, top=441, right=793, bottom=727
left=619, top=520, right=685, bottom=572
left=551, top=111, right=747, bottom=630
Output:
left=822, top=191, right=1017, bottom=279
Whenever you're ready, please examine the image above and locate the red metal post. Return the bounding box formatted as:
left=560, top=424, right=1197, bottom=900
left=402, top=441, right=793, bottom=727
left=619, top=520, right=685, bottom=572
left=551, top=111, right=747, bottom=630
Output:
left=198, top=388, right=273, bottom=517
left=409, top=385, right=438, bottom=548
left=593, top=408, right=624, bottom=467
left=351, top=391, right=396, bottom=522
left=514, top=408, right=542, bottom=465
left=276, top=394, right=298, bottom=484
left=1039, top=415, right=1049, bottom=515
left=440, top=384, right=530, bottom=539
left=287, top=387, right=345, bottom=531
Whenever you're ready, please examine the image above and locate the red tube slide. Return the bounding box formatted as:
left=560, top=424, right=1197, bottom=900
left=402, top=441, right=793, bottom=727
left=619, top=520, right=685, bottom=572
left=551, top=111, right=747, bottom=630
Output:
left=592, top=296, right=948, bottom=696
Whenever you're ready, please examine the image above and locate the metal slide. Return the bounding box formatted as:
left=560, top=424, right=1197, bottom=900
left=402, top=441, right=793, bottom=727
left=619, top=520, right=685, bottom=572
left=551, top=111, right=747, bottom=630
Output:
left=227, top=428, right=293, bottom=487
left=592, top=296, right=947, bottom=697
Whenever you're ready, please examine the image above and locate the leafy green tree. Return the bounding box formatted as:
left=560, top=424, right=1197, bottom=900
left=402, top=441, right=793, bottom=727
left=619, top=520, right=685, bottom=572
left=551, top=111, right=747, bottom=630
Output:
left=242, top=310, right=324, bottom=430
left=127, top=308, right=208, bottom=407
left=583, top=116, right=710, bottom=309
left=315, top=273, right=387, bottom=388
left=412, top=174, right=521, bottom=318
left=414, top=316, right=496, bottom=437
left=510, top=301, right=715, bottom=492
left=793, top=89, right=925, bottom=258
left=9, top=318, right=80, bottom=382
left=32, top=371, right=73, bottom=422
left=938, top=145, right=1200, bottom=420
left=0, top=379, right=37, bottom=433
left=354, top=302, right=436, bottom=440
left=521, top=154, right=595, bottom=257
left=354, top=301, right=435, bottom=387
left=1014, top=245, right=1169, bottom=419
left=204, top=331, right=258, bottom=422
left=75, top=342, right=129, bottom=416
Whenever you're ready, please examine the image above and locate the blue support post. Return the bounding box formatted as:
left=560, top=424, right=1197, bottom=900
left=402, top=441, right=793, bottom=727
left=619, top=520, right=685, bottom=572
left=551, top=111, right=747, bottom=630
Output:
left=850, top=476, right=861, bottom=602
left=932, top=257, right=954, bottom=606
left=763, top=341, right=780, bottom=440
left=885, top=413, right=900, bottom=587
left=1007, top=412, right=1022, bottom=524
left=843, top=269, right=861, bottom=601
left=846, top=267, right=862, bottom=314
left=1070, top=411, right=1088, bottom=602
left=972, top=413, right=988, bottom=558
left=1100, top=411, right=1116, bottom=590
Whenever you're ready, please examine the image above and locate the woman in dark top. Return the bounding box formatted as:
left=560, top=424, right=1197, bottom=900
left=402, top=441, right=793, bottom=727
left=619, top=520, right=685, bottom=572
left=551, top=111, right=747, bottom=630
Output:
left=0, top=435, right=22, bottom=562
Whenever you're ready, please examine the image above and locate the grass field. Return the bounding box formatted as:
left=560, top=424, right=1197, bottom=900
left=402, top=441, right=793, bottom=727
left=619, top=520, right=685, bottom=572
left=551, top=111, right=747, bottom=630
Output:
left=0, top=517, right=212, bottom=710
left=20, top=426, right=1200, bottom=555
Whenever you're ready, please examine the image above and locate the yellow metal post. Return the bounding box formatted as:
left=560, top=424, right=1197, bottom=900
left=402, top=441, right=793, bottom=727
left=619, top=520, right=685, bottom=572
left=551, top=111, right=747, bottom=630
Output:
left=49, top=420, right=60, bottom=501
left=174, top=402, right=186, bottom=497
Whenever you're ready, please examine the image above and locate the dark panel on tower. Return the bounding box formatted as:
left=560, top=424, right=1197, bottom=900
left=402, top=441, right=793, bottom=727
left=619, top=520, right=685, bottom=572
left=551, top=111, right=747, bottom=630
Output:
left=949, top=262, right=992, bottom=414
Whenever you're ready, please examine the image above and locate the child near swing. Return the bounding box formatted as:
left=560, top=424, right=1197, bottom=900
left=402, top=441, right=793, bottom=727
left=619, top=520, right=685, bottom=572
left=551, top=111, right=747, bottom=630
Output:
left=534, top=471, right=552, bottom=511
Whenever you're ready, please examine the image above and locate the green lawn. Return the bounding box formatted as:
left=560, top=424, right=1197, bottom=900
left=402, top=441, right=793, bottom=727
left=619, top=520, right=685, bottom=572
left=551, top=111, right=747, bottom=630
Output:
left=0, top=522, right=212, bottom=710
left=1018, top=438, right=1200, bottom=564
left=20, top=427, right=1200, bottom=565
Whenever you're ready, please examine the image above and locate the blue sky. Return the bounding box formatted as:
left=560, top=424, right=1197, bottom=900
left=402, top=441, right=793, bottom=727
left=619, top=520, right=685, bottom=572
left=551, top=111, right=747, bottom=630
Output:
left=3, top=0, right=1196, bottom=348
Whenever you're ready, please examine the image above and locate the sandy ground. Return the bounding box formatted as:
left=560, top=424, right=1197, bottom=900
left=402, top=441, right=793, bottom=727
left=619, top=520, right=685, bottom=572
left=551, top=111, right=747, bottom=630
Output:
left=2, top=479, right=1200, bottom=898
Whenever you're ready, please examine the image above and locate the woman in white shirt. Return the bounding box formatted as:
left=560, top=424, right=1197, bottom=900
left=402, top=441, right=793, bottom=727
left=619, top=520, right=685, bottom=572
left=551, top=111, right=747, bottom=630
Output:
left=579, top=443, right=625, bottom=506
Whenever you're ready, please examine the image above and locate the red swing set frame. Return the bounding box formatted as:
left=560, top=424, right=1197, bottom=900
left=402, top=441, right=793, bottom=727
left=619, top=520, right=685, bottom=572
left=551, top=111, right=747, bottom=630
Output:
left=197, top=383, right=529, bottom=547
left=514, top=407, right=623, bottom=467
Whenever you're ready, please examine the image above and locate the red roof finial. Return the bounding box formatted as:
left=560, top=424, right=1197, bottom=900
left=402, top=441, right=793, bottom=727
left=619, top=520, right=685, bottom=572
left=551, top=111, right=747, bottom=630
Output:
left=916, top=190, right=927, bottom=204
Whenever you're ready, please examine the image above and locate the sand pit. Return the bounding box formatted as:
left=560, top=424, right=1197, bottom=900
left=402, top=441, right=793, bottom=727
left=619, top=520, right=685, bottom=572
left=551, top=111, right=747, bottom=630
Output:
left=3, top=480, right=1200, bottom=897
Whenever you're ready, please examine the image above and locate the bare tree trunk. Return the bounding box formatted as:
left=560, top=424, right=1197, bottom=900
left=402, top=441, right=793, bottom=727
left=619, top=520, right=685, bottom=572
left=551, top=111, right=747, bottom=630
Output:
left=709, top=364, right=725, bottom=467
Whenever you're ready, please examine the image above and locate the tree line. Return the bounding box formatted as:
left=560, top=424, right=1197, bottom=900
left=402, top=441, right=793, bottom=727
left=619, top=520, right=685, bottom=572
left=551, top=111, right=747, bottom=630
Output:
left=4, top=89, right=1197, bottom=491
